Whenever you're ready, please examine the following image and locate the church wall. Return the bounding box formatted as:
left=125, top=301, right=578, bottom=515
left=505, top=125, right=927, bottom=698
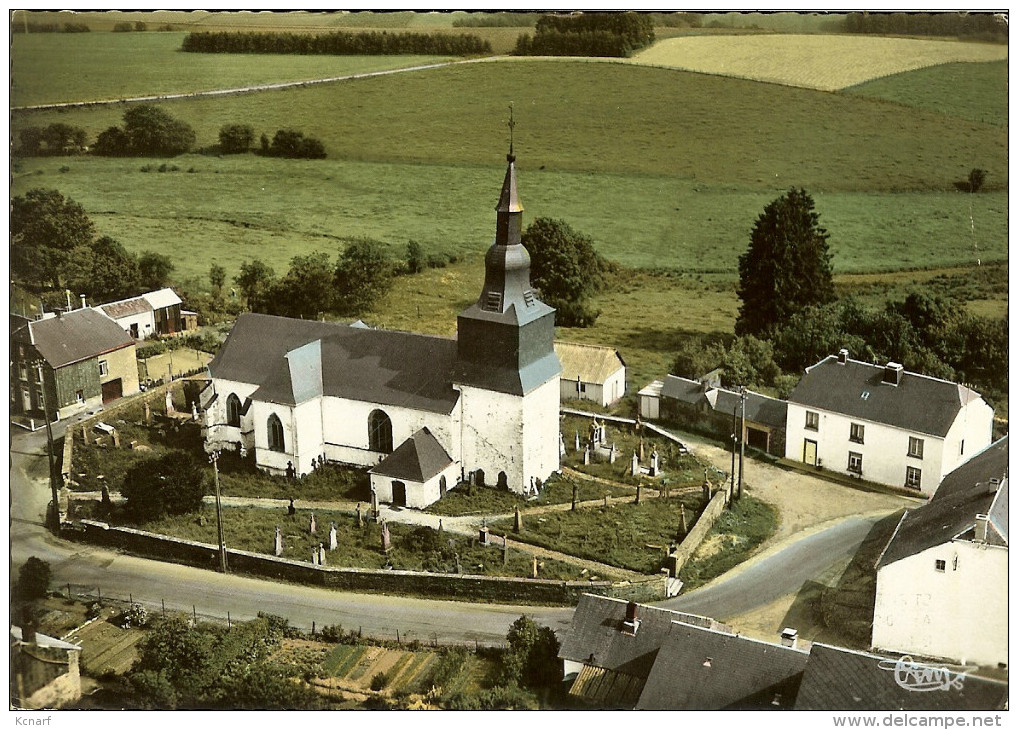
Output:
left=320, top=396, right=458, bottom=468
left=371, top=461, right=460, bottom=509
left=292, top=398, right=325, bottom=475
left=522, top=376, right=562, bottom=487
left=251, top=400, right=298, bottom=476
left=456, top=384, right=526, bottom=492
left=204, top=378, right=259, bottom=452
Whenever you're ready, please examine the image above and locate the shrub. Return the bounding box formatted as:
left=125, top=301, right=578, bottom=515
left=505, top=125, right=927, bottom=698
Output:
left=16, top=557, right=51, bottom=601
left=968, top=168, right=987, bottom=193
left=370, top=671, right=391, bottom=691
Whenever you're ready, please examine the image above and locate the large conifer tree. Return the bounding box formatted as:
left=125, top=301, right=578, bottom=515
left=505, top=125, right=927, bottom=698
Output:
left=735, top=188, right=835, bottom=337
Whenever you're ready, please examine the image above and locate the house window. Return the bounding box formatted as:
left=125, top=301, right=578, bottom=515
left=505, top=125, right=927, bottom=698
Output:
left=18, top=362, right=28, bottom=381
left=905, top=466, right=922, bottom=490
left=849, top=423, right=865, bottom=444
left=227, top=394, right=242, bottom=427
left=267, top=414, right=285, bottom=452
left=75, top=390, right=84, bottom=404
left=934, top=559, right=946, bottom=572
left=805, top=411, right=819, bottom=431
left=908, top=437, right=924, bottom=459
left=960, top=440, right=965, bottom=456
left=99, top=360, right=109, bottom=377
left=368, top=410, right=393, bottom=454
left=579, top=383, right=586, bottom=394
left=848, top=452, right=863, bottom=474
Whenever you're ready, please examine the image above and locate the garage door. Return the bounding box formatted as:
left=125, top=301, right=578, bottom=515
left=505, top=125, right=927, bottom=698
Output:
left=101, top=378, right=123, bottom=404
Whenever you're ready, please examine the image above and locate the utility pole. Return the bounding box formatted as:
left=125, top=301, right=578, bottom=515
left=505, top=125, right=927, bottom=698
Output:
left=729, top=402, right=737, bottom=507
left=209, top=450, right=228, bottom=573
left=36, top=362, right=59, bottom=531
left=738, top=387, right=747, bottom=501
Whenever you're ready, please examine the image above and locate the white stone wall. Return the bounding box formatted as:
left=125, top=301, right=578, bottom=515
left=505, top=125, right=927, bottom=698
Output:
left=558, top=366, right=625, bottom=407
left=785, top=402, right=947, bottom=493
left=872, top=541, right=1008, bottom=666
left=250, top=400, right=298, bottom=475
left=604, top=366, right=626, bottom=406
left=522, top=377, right=562, bottom=488
left=942, top=398, right=995, bottom=479
left=371, top=461, right=460, bottom=509
left=112, top=311, right=156, bottom=340
left=456, top=384, right=525, bottom=490
left=204, top=379, right=259, bottom=453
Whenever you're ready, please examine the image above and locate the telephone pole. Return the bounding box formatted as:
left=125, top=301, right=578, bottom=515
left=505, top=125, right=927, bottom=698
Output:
left=36, top=362, right=59, bottom=531
left=738, top=387, right=747, bottom=501
left=209, top=450, right=228, bottom=573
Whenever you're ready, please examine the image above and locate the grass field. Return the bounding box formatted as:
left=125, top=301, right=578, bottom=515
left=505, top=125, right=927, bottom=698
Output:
left=845, top=60, right=1008, bottom=127
left=629, top=35, right=1007, bottom=91
left=11, top=32, right=453, bottom=107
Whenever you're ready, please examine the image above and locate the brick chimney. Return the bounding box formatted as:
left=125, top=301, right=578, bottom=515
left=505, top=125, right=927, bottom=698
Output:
left=622, top=601, right=641, bottom=636
left=882, top=362, right=904, bottom=386
left=780, top=627, right=798, bottom=648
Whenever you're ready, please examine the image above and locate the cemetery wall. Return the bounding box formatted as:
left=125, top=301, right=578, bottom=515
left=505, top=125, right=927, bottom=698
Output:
left=668, top=487, right=730, bottom=574
left=64, top=520, right=668, bottom=605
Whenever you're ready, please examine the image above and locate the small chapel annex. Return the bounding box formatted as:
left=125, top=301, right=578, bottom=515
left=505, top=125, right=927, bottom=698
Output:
left=201, top=145, right=562, bottom=509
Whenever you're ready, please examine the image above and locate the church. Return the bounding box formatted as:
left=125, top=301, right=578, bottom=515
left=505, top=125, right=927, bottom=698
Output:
left=201, top=145, right=562, bottom=509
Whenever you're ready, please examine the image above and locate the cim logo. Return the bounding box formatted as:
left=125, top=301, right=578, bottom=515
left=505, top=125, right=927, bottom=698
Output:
left=877, top=655, right=967, bottom=692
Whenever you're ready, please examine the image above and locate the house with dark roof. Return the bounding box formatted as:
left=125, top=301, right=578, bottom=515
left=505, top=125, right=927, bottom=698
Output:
left=202, top=147, right=561, bottom=507
left=871, top=436, right=1008, bottom=667
left=554, top=341, right=626, bottom=406
left=98, top=287, right=189, bottom=340
left=795, top=643, right=1008, bottom=711
left=11, top=308, right=139, bottom=421
left=558, top=594, right=731, bottom=708
left=638, top=375, right=787, bottom=456
left=785, top=350, right=993, bottom=494
left=11, top=625, right=83, bottom=709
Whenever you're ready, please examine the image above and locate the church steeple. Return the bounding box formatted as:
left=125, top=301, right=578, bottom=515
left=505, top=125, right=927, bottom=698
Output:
left=453, top=113, right=560, bottom=397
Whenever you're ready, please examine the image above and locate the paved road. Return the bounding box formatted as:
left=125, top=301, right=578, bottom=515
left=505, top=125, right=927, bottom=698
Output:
left=10, top=426, right=877, bottom=643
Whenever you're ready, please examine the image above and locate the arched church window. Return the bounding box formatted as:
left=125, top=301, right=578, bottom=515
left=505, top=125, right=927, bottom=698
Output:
left=268, top=414, right=285, bottom=452
left=368, top=410, right=393, bottom=454
left=227, top=394, right=241, bottom=427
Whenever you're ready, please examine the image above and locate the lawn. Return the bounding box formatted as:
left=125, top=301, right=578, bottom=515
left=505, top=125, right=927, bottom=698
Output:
left=845, top=60, right=1008, bottom=128
left=490, top=493, right=706, bottom=575
left=678, top=496, right=778, bottom=590
left=629, top=35, right=1008, bottom=91
left=11, top=32, right=455, bottom=108
left=131, top=505, right=587, bottom=580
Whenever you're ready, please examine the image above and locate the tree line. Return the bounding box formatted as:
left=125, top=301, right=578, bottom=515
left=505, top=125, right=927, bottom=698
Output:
left=843, top=11, right=1006, bottom=40
left=674, top=188, right=1008, bottom=406
left=514, top=11, right=655, bottom=57
left=181, top=30, right=492, bottom=56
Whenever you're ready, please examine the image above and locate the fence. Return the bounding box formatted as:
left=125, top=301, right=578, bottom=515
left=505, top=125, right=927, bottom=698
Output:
left=63, top=520, right=670, bottom=606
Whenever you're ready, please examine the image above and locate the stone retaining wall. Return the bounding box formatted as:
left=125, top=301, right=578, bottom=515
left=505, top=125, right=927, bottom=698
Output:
left=668, top=487, right=730, bottom=575
left=64, top=520, right=668, bottom=605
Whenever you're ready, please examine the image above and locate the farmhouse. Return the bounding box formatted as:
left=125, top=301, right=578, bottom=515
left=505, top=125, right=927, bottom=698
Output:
left=871, top=436, right=1008, bottom=667
left=10, top=307, right=140, bottom=422
left=638, top=375, right=787, bottom=456
left=784, top=350, right=993, bottom=494
left=10, top=625, right=82, bottom=710
left=554, top=341, right=626, bottom=407
left=97, top=287, right=190, bottom=340
left=202, top=149, right=561, bottom=506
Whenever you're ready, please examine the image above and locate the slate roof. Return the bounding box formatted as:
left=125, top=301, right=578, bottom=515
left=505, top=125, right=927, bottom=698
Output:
left=788, top=356, right=982, bottom=437
left=369, top=428, right=453, bottom=483
left=21, top=309, right=134, bottom=368
left=794, top=644, right=1009, bottom=711
left=558, top=594, right=727, bottom=681
left=876, top=436, right=1008, bottom=568
left=555, top=341, right=624, bottom=384
left=661, top=375, right=787, bottom=429
left=210, top=313, right=460, bottom=413
left=99, top=296, right=151, bottom=319
left=636, top=622, right=809, bottom=710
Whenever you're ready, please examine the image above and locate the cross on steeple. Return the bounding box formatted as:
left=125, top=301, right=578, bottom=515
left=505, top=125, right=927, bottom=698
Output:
left=507, top=103, right=516, bottom=162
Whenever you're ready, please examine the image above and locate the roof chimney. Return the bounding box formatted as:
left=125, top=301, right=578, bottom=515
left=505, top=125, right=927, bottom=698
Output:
left=80, top=294, right=86, bottom=309
left=883, top=362, right=904, bottom=386
left=975, top=514, right=990, bottom=543
left=780, top=627, right=798, bottom=648
left=621, top=601, right=641, bottom=636
left=838, top=348, right=849, bottom=364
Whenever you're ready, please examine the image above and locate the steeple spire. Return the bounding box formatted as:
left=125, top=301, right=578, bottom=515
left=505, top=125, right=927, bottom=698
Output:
left=496, top=104, right=523, bottom=243
left=507, top=102, right=516, bottom=163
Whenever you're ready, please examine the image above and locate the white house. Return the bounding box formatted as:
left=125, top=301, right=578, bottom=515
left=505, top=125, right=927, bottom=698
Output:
left=871, top=436, right=1008, bottom=668
left=554, top=341, right=626, bottom=406
left=784, top=350, right=993, bottom=494
left=202, top=147, right=561, bottom=508
left=98, top=287, right=186, bottom=340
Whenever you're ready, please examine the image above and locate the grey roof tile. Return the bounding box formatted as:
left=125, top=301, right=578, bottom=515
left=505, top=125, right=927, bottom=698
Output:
left=369, top=427, right=453, bottom=483
left=23, top=308, right=134, bottom=368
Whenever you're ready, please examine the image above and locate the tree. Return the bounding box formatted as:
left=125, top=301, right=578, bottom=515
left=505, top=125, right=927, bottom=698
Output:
left=93, top=105, right=195, bottom=157
left=405, top=239, right=425, bottom=274
left=735, top=188, right=835, bottom=337
left=218, top=124, right=254, bottom=154
left=16, top=557, right=52, bottom=601
left=234, top=259, right=276, bottom=311
left=267, top=252, right=335, bottom=319
left=138, top=251, right=175, bottom=290
left=93, top=125, right=131, bottom=156
left=209, top=263, right=227, bottom=296
left=499, top=615, right=561, bottom=689
left=334, top=239, right=393, bottom=315
left=11, top=188, right=96, bottom=287
left=121, top=453, right=209, bottom=522
left=266, top=129, right=326, bottom=159
left=522, top=217, right=608, bottom=327
left=68, top=236, right=142, bottom=302
left=968, top=168, right=987, bottom=193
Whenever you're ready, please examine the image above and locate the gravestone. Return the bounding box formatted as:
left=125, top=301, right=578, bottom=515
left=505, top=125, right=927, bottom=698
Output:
left=514, top=505, right=522, bottom=533
left=438, top=519, right=444, bottom=534
left=319, top=543, right=327, bottom=565
left=191, top=403, right=199, bottom=421
left=287, top=498, right=296, bottom=517
left=680, top=505, right=688, bottom=535
left=356, top=503, right=363, bottom=527
left=631, top=452, right=640, bottom=477
left=636, top=482, right=642, bottom=505
left=609, top=443, right=617, bottom=464
left=559, top=432, right=566, bottom=457
left=329, top=522, right=338, bottom=550
left=143, top=401, right=152, bottom=425
left=571, top=483, right=578, bottom=512
left=286, top=462, right=296, bottom=479
left=101, top=483, right=111, bottom=505
left=165, top=390, right=174, bottom=415
left=274, top=526, right=283, bottom=556
left=381, top=520, right=391, bottom=553
left=239, top=445, right=247, bottom=459
left=371, top=489, right=378, bottom=519
left=309, top=513, right=317, bottom=534
left=583, top=445, right=591, bottom=466
left=311, top=549, right=319, bottom=565
left=574, top=431, right=581, bottom=452
left=650, top=450, right=659, bottom=477
left=479, top=526, right=490, bottom=546
left=532, top=556, right=538, bottom=579
left=111, top=429, right=121, bottom=448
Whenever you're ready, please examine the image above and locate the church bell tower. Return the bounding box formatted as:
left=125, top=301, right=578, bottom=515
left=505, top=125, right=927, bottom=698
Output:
left=453, top=112, right=561, bottom=494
